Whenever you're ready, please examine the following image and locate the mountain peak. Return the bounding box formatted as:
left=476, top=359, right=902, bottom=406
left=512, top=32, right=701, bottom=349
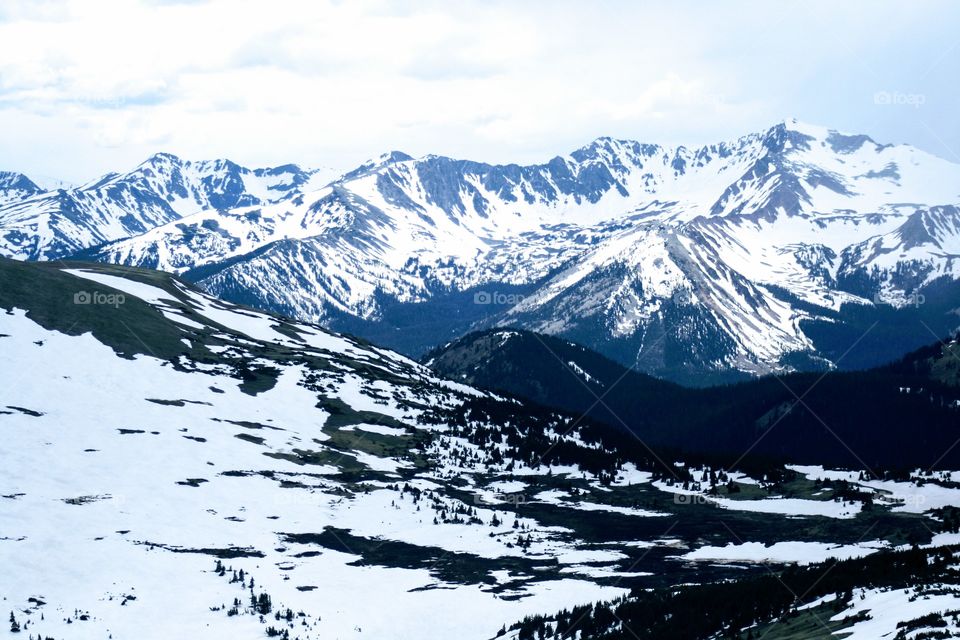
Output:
left=764, top=119, right=885, bottom=155
left=340, top=150, right=414, bottom=181
left=381, top=150, right=414, bottom=163
left=189, top=157, right=247, bottom=175
left=0, top=171, right=43, bottom=205
left=144, top=151, right=183, bottom=164
left=135, top=152, right=187, bottom=176
left=775, top=118, right=829, bottom=137
left=570, top=136, right=661, bottom=166
left=581, top=135, right=660, bottom=150
left=0, top=170, right=41, bottom=193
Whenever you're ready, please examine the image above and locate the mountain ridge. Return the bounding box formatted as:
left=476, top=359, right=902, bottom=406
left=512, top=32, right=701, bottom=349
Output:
left=0, top=152, right=325, bottom=261
left=4, top=120, right=960, bottom=382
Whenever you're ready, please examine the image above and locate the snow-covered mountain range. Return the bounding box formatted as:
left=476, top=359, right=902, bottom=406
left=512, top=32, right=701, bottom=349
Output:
left=0, top=154, right=325, bottom=261
left=4, top=120, right=960, bottom=382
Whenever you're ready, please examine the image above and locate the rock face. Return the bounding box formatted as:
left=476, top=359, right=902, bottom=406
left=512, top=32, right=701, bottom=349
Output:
left=6, top=120, right=960, bottom=381
left=0, top=153, right=321, bottom=261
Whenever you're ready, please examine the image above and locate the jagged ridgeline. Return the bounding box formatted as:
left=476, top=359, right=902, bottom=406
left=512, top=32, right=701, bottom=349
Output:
left=4, top=121, right=960, bottom=383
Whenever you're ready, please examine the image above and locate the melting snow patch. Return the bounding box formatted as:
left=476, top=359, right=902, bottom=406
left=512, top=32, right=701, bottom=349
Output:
left=679, top=540, right=887, bottom=565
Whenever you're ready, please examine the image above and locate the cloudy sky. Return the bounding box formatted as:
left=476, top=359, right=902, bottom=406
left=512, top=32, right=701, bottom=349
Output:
left=0, top=0, right=957, bottom=184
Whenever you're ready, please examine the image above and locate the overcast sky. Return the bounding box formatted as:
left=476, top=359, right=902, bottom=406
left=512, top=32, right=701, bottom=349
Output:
left=0, top=0, right=958, bottom=185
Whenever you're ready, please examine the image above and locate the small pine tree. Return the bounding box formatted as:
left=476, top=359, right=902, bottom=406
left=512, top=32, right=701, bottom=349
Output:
left=256, top=592, right=272, bottom=615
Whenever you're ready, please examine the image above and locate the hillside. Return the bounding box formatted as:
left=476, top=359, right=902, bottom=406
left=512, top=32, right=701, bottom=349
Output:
left=4, top=259, right=960, bottom=638
left=426, top=328, right=960, bottom=470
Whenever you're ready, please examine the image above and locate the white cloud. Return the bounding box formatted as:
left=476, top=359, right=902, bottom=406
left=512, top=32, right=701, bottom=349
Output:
left=0, top=0, right=957, bottom=183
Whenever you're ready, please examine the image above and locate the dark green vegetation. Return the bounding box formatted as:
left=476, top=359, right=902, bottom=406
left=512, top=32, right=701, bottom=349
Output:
left=0, top=257, right=194, bottom=361
left=507, top=546, right=960, bottom=640
left=265, top=462, right=944, bottom=594
left=283, top=527, right=564, bottom=590
left=426, top=328, right=960, bottom=470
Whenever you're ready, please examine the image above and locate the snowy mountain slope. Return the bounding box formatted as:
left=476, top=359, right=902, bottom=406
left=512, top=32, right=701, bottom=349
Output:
left=2, top=259, right=959, bottom=639
left=839, top=204, right=960, bottom=296
left=0, top=154, right=324, bottom=261
left=0, top=171, right=42, bottom=205
left=16, top=120, right=960, bottom=381
left=0, top=259, right=636, bottom=640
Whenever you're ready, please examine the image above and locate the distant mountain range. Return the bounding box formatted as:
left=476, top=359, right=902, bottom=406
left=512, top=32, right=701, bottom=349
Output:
left=3, top=119, right=960, bottom=383
left=0, top=154, right=324, bottom=261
